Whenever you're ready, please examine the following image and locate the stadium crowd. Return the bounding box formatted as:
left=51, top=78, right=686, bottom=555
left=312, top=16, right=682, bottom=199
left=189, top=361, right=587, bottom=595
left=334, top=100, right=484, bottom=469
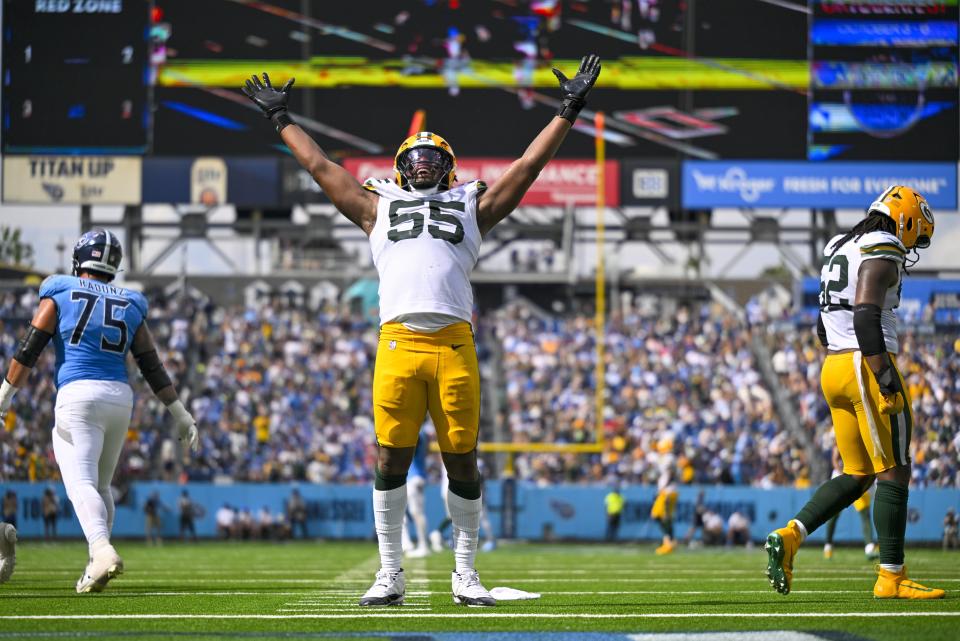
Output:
left=1, top=287, right=380, bottom=485
left=494, top=299, right=809, bottom=487
left=1, top=286, right=957, bottom=488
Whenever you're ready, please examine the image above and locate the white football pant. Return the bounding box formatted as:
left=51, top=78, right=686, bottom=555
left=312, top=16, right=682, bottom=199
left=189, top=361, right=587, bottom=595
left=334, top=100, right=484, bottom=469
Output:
left=406, top=475, right=428, bottom=548
left=52, top=380, right=133, bottom=549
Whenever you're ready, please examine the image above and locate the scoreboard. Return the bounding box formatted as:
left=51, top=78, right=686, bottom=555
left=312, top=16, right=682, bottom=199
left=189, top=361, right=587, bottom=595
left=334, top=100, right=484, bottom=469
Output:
left=2, top=0, right=151, bottom=154
left=809, top=0, right=959, bottom=160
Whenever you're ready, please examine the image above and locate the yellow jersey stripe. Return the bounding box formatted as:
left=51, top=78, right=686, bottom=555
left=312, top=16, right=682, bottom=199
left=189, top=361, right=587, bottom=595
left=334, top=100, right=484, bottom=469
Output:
left=861, top=244, right=905, bottom=255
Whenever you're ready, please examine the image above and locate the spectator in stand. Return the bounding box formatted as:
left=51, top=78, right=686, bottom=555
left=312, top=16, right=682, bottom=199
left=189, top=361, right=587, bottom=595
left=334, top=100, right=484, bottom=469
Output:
left=41, top=488, right=59, bottom=540
left=258, top=506, right=274, bottom=540
left=726, top=510, right=752, bottom=547
left=216, top=504, right=236, bottom=540
left=238, top=508, right=254, bottom=540
left=702, top=510, right=725, bottom=546
left=683, top=490, right=707, bottom=547
left=604, top=483, right=624, bottom=541
left=945, top=508, right=958, bottom=551
left=287, top=488, right=308, bottom=539
left=2, top=491, right=16, bottom=529
left=178, top=490, right=197, bottom=542
left=144, top=492, right=166, bottom=546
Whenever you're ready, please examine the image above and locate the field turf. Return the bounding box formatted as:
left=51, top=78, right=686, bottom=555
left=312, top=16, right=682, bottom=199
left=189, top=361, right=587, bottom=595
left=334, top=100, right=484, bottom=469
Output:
left=1, top=540, right=958, bottom=640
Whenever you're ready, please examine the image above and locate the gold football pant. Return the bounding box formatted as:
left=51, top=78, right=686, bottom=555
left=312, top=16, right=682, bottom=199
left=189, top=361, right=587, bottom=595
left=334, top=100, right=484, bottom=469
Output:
left=373, top=322, right=480, bottom=454
left=820, top=352, right=912, bottom=475
left=650, top=489, right=678, bottom=520
left=853, top=491, right=871, bottom=512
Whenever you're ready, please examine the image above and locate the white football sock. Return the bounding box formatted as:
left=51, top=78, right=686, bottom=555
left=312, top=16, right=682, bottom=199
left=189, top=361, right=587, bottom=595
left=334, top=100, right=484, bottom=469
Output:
left=880, top=563, right=904, bottom=573
left=99, top=487, right=115, bottom=535
left=448, top=491, right=481, bottom=573
left=373, top=486, right=407, bottom=573
left=789, top=519, right=808, bottom=543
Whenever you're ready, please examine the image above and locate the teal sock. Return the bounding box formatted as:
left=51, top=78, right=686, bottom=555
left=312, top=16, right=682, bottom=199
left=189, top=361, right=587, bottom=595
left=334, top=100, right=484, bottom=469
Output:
left=858, top=506, right=875, bottom=545
left=795, top=474, right=866, bottom=534
left=874, top=480, right=908, bottom=565
left=825, top=514, right=838, bottom=545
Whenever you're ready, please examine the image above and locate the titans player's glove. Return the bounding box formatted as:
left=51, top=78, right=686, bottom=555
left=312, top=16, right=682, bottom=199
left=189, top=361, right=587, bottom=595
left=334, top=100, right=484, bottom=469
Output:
left=241, top=73, right=296, bottom=133
left=552, top=54, right=601, bottom=124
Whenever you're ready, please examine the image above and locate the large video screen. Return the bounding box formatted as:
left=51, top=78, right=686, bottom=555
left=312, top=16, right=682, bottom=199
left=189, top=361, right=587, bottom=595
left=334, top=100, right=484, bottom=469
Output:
left=809, top=0, right=959, bottom=160
left=4, top=1, right=956, bottom=161
left=1, top=0, right=151, bottom=154
left=150, top=0, right=810, bottom=159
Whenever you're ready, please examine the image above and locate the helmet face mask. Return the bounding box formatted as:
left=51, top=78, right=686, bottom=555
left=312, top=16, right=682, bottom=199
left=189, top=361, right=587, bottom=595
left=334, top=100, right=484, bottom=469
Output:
left=397, top=147, right=453, bottom=190
left=393, top=132, right=457, bottom=191
left=72, top=229, right=122, bottom=281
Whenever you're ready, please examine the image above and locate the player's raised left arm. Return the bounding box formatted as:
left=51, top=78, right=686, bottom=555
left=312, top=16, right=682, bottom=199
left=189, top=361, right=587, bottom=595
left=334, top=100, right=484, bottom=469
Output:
left=0, top=298, right=57, bottom=419
left=130, top=323, right=199, bottom=452
left=477, top=55, right=601, bottom=235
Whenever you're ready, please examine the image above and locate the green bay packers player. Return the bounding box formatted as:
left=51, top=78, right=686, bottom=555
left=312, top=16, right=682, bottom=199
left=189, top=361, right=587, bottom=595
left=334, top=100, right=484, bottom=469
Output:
left=243, top=55, right=600, bottom=607
left=822, top=447, right=878, bottom=561
left=766, top=186, right=944, bottom=600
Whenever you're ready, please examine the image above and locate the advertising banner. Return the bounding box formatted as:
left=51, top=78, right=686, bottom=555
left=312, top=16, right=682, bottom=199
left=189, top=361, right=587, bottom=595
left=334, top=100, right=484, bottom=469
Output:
left=142, top=157, right=279, bottom=206
left=682, top=161, right=957, bottom=209
left=190, top=157, right=227, bottom=206
left=620, top=158, right=680, bottom=207
left=802, top=277, right=960, bottom=325
left=280, top=157, right=328, bottom=205
left=2, top=156, right=141, bottom=204
left=344, top=157, right=620, bottom=206
left=3, top=480, right=955, bottom=542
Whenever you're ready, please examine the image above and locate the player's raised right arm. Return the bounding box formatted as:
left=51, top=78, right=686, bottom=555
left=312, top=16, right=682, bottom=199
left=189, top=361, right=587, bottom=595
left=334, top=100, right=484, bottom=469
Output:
left=0, top=298, right=56, bottom=419
left=130, top=323, right=199, bottom=452
left=242, top=73, right=377, bottom=235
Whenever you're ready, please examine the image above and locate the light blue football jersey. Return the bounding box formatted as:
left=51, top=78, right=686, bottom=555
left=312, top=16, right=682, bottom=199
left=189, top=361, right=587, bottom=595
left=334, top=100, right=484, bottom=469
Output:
left=408, top=431, right=429, bottom=480
left=39, top=275, right=148, bottom=388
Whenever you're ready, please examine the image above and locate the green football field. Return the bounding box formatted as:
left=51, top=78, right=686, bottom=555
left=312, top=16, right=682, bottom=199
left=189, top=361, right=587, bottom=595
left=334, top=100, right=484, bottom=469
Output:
left=1, top=540, right=958, bottom=640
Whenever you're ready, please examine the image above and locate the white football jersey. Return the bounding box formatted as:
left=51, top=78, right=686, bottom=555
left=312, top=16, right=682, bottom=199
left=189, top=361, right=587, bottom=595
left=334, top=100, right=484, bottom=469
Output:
left=366, top=178, right=485, bottom=328
left=819, top=230, right=906, bottom=353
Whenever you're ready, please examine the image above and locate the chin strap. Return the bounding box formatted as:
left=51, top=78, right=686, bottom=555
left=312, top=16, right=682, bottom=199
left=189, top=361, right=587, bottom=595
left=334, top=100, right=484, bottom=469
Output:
left=409, top=184, right=440, bottom=196
left=903, top=248, right=920, bottom=273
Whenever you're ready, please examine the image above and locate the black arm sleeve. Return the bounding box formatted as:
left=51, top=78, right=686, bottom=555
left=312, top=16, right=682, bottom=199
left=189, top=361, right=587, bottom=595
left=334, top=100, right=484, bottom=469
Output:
left=133, top=348, right=173, bottom=394
left=14, top=325, right=53, bottom=368
left=852, top=303, right=886, bottom=356
left=816, top=313, right=828, bottom=348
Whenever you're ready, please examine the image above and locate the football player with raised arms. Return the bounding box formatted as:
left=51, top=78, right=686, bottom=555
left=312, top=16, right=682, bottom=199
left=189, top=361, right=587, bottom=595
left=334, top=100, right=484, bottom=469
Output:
left=0, top=230, right=199, bottom=593
left=765, top=186, right=944, bottom=599
left=243, top=54, right=600, bottom=606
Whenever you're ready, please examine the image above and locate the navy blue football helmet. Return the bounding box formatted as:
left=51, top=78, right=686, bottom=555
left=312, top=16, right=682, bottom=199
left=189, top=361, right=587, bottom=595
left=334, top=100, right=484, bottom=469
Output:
left=72, top=229, right=122, bottom=280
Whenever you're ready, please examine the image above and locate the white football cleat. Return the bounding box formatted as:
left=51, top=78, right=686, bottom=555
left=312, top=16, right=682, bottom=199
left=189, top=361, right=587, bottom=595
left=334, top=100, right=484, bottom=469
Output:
left=429, top=530, right=444, bottom=553
left=406, top=545, right=430, bottom=559
left=76, top=543, right=123, bottom=594
left=865, top=542, right=880, bottom=560
left=0, top=523, right=16, bottom=584
left=358, top=568, right=405, bottom=606
left=452, top=569, right=496, bottom=607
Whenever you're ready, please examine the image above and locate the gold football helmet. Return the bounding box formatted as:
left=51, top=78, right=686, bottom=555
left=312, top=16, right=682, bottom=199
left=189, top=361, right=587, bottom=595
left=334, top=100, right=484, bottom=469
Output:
left=868, top=185, right=935, bottom=249
left=394, top=131, right=457, bottom=191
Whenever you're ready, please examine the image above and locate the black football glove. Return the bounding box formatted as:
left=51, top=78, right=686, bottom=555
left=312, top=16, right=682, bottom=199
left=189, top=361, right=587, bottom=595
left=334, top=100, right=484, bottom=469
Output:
left=552, top=54, right=601, bottom=124
left=241, top=73, right=295, bottom=133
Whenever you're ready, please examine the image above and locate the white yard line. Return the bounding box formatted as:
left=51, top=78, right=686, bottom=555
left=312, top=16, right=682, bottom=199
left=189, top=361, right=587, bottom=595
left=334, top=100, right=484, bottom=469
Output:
left=3, top=612, right=960, bottom=620
left=2, top=589, right=874, bottom=597
left=19, top=568, right=955, bottom=577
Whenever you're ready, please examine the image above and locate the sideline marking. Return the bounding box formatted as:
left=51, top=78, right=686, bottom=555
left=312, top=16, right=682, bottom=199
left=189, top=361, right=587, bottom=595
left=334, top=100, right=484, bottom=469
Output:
left=3, top=612, right=960, bottom=620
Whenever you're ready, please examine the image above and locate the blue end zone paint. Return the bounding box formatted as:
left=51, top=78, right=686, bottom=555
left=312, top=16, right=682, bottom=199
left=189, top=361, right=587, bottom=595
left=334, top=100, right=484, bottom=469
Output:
left=161, top=101, right=247, bottom=130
